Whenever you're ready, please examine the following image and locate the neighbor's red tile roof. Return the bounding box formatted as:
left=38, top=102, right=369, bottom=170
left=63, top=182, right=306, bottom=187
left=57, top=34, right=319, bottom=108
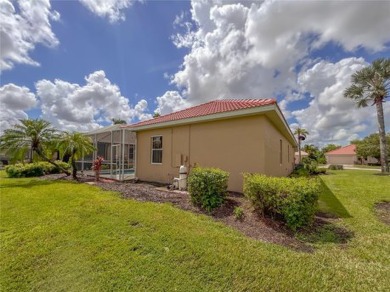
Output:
left=131, top=99, right=276, bottom=128
left=326, top=144, right=356, bottom=155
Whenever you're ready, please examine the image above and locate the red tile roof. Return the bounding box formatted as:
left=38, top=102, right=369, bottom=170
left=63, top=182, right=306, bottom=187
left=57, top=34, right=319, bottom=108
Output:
left=131, top=99, right=276, bottom=128
left=325, top=144, right=356, bottom=155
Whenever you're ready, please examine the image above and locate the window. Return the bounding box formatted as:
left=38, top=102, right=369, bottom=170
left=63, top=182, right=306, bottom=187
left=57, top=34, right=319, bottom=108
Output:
left=151, top=136, right=163, bottom=164
left=288, top=144, right=290, bottom=163
left=280, top=139, right=283, bottom=164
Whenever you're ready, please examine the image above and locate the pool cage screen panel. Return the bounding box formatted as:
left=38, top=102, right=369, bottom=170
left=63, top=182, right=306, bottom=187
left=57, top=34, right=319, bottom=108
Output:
left=79, top=127, right=136, bottom=181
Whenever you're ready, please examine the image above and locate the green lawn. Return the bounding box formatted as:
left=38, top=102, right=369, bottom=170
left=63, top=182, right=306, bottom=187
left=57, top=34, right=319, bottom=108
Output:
left=1, top=170, right=389, bottom=291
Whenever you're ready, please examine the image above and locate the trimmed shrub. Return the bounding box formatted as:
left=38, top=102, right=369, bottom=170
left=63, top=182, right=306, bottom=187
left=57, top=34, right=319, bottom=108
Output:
left=5, top=163, right=45, bottom=178
left=243, top=174, right=320, bottom=230
left=188, top=167, right=229, bottom=212
left=5, top=161, right=70, bottom=178
left=328, top=164, right=343, bottom=170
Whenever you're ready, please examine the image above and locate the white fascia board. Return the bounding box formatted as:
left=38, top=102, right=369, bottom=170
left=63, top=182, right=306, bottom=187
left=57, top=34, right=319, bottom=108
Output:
left=132, top=104, right=276, bottom=132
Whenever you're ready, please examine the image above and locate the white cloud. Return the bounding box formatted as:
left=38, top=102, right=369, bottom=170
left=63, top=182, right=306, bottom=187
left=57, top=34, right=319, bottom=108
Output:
left=155, top=91, right=190, bottom=115
left=292, top=57, right=390, bottom=147
left=0, top=0, right=60, bottom=71
left=0, top=84, right=37, bottom=133
left=160, top=0, right=390, bottom=145
left=170, top=0, right=390, bottom=102
left=35, top=70, right=151, bottom=132
left=79, top=0, right=137, bottom=23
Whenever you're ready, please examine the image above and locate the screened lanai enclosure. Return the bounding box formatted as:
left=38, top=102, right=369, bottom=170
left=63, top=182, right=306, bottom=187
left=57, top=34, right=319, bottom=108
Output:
left=78, top=124, right=136, bottom=180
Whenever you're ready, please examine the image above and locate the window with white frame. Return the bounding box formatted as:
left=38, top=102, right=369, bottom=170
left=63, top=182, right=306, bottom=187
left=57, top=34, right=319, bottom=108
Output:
left=151, top=136, right=163, bottom=164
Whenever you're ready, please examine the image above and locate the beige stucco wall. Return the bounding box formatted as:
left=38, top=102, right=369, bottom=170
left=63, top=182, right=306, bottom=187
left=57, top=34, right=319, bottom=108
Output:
left=135, top=115, right=295, bottom=193
left=326, top=155, right=356, bottom=165
left=262, top=117, right=295, bottom=177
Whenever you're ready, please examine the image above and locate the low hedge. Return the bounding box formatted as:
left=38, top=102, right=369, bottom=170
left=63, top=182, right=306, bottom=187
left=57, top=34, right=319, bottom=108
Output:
left=243, top=174, right=320, bottom=230
left=188, top=167, right=229, bottom=212
left=5, top=161, right=70, bottom=178
left=328, top=164, right=343, bottom=170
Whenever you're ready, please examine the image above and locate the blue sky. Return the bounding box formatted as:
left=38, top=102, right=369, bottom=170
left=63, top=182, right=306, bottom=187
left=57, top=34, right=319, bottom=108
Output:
left=1, top=0, right=390, bottom=147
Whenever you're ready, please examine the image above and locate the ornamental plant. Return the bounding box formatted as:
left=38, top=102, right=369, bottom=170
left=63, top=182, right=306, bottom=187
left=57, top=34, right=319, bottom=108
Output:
left=92, top=156, right=104, bottom=181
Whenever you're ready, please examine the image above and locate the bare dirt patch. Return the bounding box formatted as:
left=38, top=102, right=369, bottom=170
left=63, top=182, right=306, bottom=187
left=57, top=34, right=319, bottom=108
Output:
left=41, top=174, right=351, bottom=251
left=374, top=201, right=390, bottom=225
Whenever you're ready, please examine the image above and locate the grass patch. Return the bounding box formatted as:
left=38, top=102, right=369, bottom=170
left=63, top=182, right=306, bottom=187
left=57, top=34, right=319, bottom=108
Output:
left=1, top=170, right=390, bottom=291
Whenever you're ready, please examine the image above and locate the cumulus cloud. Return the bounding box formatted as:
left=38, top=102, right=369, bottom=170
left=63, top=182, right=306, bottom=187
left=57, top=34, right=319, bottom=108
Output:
left=0, top=0, right=60, bottom=71
left=169, top=0, right=390, bottom=103
left=158, top=0, right=390, bottom=145
left=292, top=58, right=390, bottom=146
left=155, top=91, right=190, bottom=115
left=35, top=70, right=151, bottom=132
left=0, top=84, right=37, bottom=133
left=79, top=0, right=137, bottom=23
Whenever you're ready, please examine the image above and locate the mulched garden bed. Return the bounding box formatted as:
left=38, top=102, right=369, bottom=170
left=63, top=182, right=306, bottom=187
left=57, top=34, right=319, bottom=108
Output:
left=41, top=174, right=350, bottom=252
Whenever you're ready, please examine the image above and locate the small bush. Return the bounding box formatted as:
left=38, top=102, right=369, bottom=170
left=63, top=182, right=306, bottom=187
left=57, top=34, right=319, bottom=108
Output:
left=233, top=206, right=244, bottom=220
left=328, top=164, right=344, bottom=170
left=290, top=164, right=310, bottom=177
left=243, top=174, right=320, bottom=230
left=5, top=163, right=44, bottom=177
left=188, top=167, right=229, bottom=212
left=5, top=161, right=70, bottom=178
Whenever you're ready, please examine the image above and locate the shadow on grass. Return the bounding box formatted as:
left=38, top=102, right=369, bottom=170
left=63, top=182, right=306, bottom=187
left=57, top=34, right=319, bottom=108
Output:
left=297, top=218, right=354, bottom=244
left=0, top=179, right=57, bottom=189
left=373, top=172, right=390, bottom=176
left=317, top=178, right=351, bottom=218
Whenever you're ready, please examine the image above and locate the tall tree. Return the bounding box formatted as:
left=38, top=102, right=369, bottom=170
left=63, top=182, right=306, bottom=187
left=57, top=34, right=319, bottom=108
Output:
left=344, top=58, right=390, bottom=173
left=56, top=132, right=95, bottom=179
left=0, top=119, right=70, bottom=175
left=294, top=127, right=309, bottom=164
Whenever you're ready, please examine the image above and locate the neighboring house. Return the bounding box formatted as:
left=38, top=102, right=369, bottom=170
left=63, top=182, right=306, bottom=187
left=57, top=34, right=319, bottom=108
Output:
left=129, top=99, right=297, bottom=193
left=294, top=151, right=309, bottom=163
left=325, top=144, right=378, bottom=165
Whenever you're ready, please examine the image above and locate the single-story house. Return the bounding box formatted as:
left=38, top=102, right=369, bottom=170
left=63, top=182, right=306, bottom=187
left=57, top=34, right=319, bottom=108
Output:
left=129, top=99, right=297, bottom=192
left=325, top=144, right=378, bottom=165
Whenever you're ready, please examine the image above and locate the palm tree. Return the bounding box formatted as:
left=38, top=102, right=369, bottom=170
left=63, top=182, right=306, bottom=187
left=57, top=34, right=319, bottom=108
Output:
left=0, top=119, right=71, bottom=175
left=344, top=58, right=390, bottom=173
left=294, top=127, right=309, bottom=164
left=56, top=132, right=95, bottom=179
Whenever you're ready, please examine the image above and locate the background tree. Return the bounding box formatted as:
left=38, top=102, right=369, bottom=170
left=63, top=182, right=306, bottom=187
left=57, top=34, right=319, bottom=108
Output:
left=153, top=112, right=161, bottom=118
left=303, top=144, right=326, bottom=164
left=111, top=118, right=127, bottom=125
left=294, top=127, right=309, bottom=164
left=56, top=132, right=95, bottom=179
left=322, top=144, right=341, bottom=154
left=344, top=58, right=390, bottom=172
left=0, top=119, right=70, bottom=175
left=351, top=133, right=390, bottom=162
